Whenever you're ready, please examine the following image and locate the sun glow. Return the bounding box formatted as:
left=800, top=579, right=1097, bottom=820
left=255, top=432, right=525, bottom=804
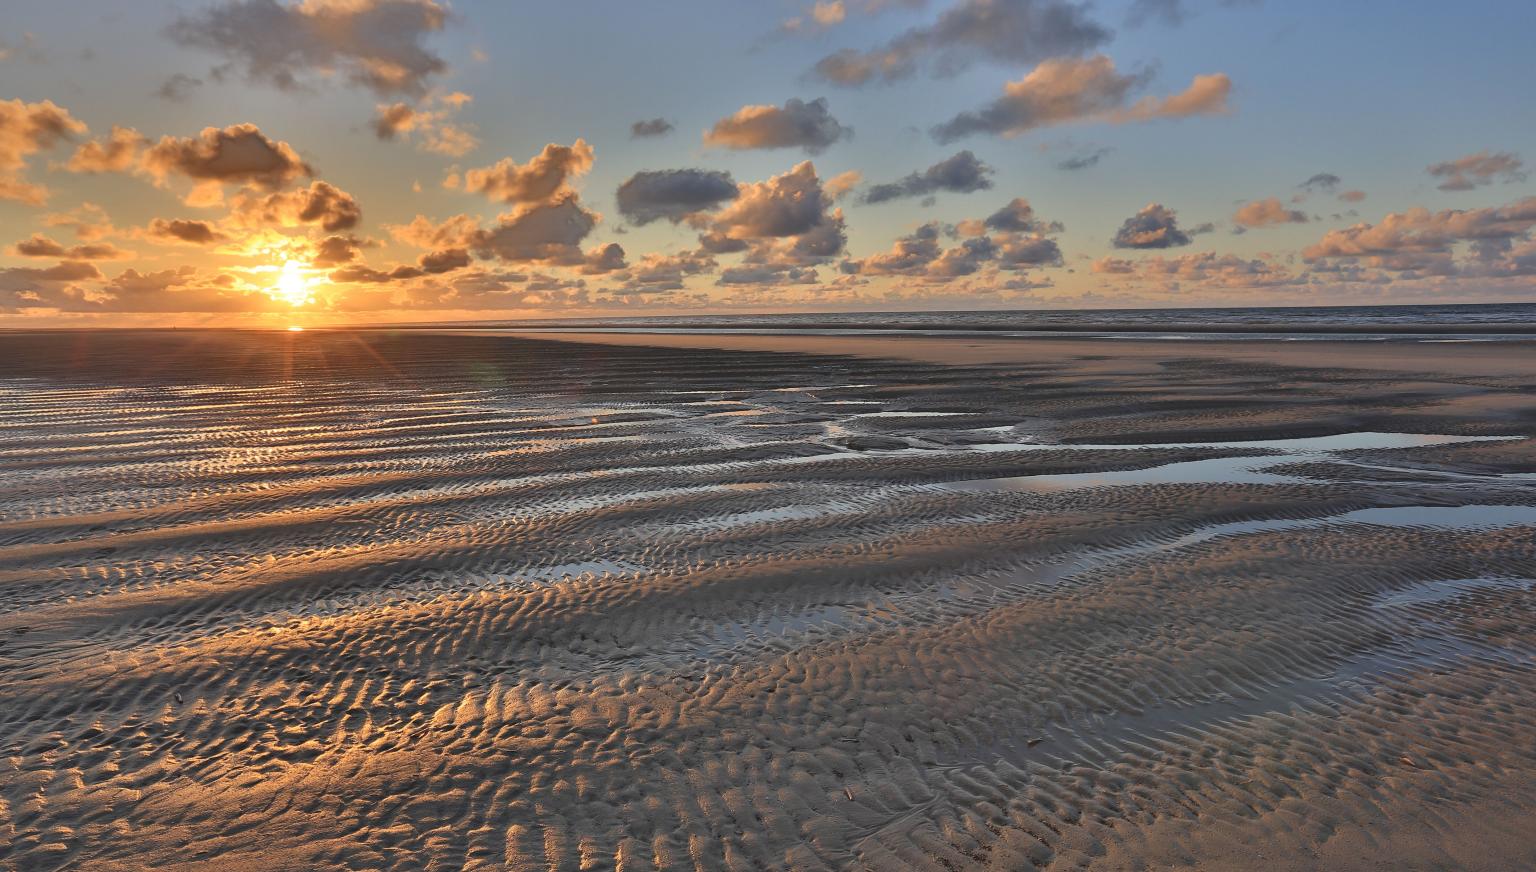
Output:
left=270, top=260, right=315, bottom=306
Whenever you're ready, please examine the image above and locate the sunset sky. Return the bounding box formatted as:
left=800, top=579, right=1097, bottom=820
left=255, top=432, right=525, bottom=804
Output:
left=2, top=0, right=1534, bottom=325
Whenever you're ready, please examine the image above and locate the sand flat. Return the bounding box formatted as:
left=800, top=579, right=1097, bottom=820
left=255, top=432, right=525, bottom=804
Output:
left=1, top=329, right=1533, bottom=870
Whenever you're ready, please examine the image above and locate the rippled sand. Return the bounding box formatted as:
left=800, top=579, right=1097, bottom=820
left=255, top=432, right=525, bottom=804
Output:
left=1, top=329, right=1534, bottom=871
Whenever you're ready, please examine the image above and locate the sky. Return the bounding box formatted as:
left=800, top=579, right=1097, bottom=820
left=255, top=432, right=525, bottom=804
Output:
left=2, top=0, right=1535, bottom=326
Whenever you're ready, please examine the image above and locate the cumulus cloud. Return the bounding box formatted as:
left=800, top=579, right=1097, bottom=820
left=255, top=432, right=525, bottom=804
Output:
left=608, top=250, right=716, bottom=293
left=141, top=124, right=312, bottom=205
left=460, top=140, right=594, bottom=206
left=982, top=197, right=1062, bottom=233
left=704, top=98, right=851, bottom=154
left=1233, top=197, right=1307, bottom=228
left=931, top=55, right=1231, bottom=142
left=168, top=0, right=451, bottom=96
left=843, top=196, right=1063, bottom=281
left=1112, top=202, right=1194, bottom=248
left=707, top=161, right=840, bottom=246
left=311, top=234, right=368, bottom=266
left=469, top=196, right=602, bottom=265
left=371, top=91, right=477, bottom=156
left=42, top=203, right=116, bottom=241
left=10, top=234, right=129, bottom=260
left=145, top=218, right=231, bottom=245
left=65, top=126, right=147, bottom=173
left=1303, top=196, right=1536, bottom=275
left=630, top=118, right=675, bottom=138
left=616, top=169, right=739, bottom=225
left=1426, top=151, right=1526, bottom=192
left=229, top=180, right=362, bottom=232
left=811, top=0, right=1110, bottom=86
left=1092, top=251, right=1295, bottom=290
left=0, top=98, right=88, bottom=204
left=861, top=150, right=993, bottom=204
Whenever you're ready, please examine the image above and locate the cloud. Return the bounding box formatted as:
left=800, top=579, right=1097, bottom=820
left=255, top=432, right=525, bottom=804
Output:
left=461, top=140, right=594, bottom=206
left=1298, top=172, right=1341, bottom=193
left=9, top=234, right=129, bottom=260
left=861, top=150, right=993, bottom=204
left=1112, top=202, right=1194, bottom=248
left=1303, top=196, right=1536, bottom=275
left=141, top=124, right=312, bottom=204
left=65, top=126, right=147, bottom=173
left=704, top=98, right=851, bottom=154
left=229, top=180, right=362, bottom=231
left=42, top=203, right=116, bottom=241
left=931, top=55, right=1231, bottom=142
left=1056, top=146, right=1111, bottom=170
left=146, top=218, right=231, bottom=245
left=167, top=0, right=451, bottom=96
left=1233, top=197, right=1307, bottom=228
left=371, top=91, right=478, bottom=156
left=707, top=160, right=837, bottom=243
left=609, top=250, right=716, bottom=293
left=1338, top=190, right=1366, bottom=203
left=0, top=98, right=88, bottom=204
left=1092, top=251, right=1294, bottom=290
left=615, top=169, right=739, bottom=225
left=630, top=118, right=675, bottom=138
left=311, top=234, right=368, bottom=266
left=469, top=196, right=601, bottom=265
left=156, top=74, right=204, bottom=102
left=824, top=170, right=863, bottom=201
left=1426, top=151, right=1526, bottom=192
left=1125, top=0, right=1187, bottom=27
left=983, top=197, right=1062, bottom=233
left=811, top=0, right=1110, bottom=86
left=842, top=196, right=1063, bottom=281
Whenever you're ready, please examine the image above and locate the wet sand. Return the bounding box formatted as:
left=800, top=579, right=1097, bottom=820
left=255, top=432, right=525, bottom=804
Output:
left=1, top=328, right=1533, bottom=870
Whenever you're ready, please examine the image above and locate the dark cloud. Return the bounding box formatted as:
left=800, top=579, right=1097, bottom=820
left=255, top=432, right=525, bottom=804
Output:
left=931, top=55, right=1231, bottom=142
left=0, top=98, right=87, bottom=204
left=461, top=140, right=594, bottom=206
left=704, top=98, right=851, bottom=154
left=419, top=247, right=473, bottom=274
left=230, top=180, right=361, bottom=231
left=1112, top=202, right=1194, bottom=248
left=1426, top=151, right=1526, bottom=192
left=861, top=150, right=993, bottom=204
left=616, top=169, right=739, bottom=225
left=983, top=197, right=1062, bottom=233
left=1056, top=147, right=1111, bottom=171
left=10, top=234, right=128, bottom=260
left=146, top=218, right=230, bottom=245
left=469, top=196, right=600, bottom=265
left=168, top=0, right=451, bottom=96
left=811, top=0, right=1110, bottom=86
left=156, top=74, right=204, bottom=102
left=311, top=234, right=368, bottom=267
left=630, top=118, right=675, bottom=138
left=580, top=243, right=628, bottom=275
left=141, top=123, right=312, bottom=192
left=1298, top=172, right=1341, bottom=193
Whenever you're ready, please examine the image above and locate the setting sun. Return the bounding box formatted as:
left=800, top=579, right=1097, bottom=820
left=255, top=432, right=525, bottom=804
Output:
left=271, top=260, right=314, bottom=307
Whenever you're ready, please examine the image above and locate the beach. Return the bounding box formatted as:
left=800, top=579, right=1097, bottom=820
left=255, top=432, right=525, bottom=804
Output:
left=1, top=327, right=1534, bottom=870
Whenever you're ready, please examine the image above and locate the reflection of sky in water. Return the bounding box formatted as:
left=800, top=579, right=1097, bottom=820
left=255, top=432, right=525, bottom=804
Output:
left=945, top=433, right=1523, bottom=493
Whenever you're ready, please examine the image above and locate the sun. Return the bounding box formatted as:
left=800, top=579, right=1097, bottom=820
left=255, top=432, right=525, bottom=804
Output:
left=270, top=260, right=315, bottom=306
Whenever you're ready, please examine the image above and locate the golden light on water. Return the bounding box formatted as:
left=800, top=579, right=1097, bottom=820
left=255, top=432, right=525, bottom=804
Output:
left=287, top=326, right=304, bottom=332
left=270, top=260, right=315, bottom=307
